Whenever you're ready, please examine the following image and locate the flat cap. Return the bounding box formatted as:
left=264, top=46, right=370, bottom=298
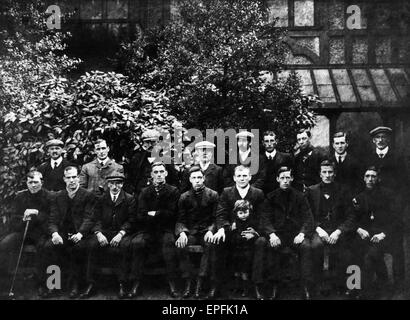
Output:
left=369, top=126, right=392, bottom=136
left=106, top=171, right=125, bottom=181
left=195, top=141, right=216, bottom=149
left=236, top=131, right=254, bottom=139
left=141, top=129, right=160, bottom=141
left=45, top=139, right=64, bottom=148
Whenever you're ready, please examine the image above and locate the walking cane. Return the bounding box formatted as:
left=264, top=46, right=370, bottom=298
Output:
left=8, top=219, right=30, bottom=299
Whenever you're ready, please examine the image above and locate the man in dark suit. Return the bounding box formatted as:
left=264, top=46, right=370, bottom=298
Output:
left=0, top=170, right=52, bottom=297
left=85, top=171, right=136, bottom=299
left=305, top=160, right=356, bottom=296
left=175, top=166, right=219, bottom=298
left=213, top=165, right=266, bottom=300
left=130, top=162, right=180, bottom=297
left=125, top=129, right=179, bottom=196
left=352, top=166, right=398, bottom=298
left=261, top=166, right=314, bottom=299
left=180, top=141, right=224, bottom=194
left=38, top=139, right=73, bottom=192
left=294, top=129, right=324, bottom=192
left=329, top=132, right=362, bottom=193
left=258, top=131, right=293, bottom=195
left=365, top=126, right=409, bottom=286
left=43, top=166, right=96, bottom=298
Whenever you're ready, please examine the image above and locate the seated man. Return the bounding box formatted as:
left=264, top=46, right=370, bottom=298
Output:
left=131, top=162, right=180, bottom=297
left=87, top=171, right=136, bottom=299
left=261, top=166, right=314, bottom=300
left=352, top=166, right=398, bottom=299
left=0, top=170, right=52, bottom=297
left=305, top=160, right=356, bottom=296
left=175, top=166, right=219, bottom=299
left=43, top=166, right=96, bottom=299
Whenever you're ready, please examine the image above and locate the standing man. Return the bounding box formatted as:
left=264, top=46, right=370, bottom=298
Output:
left=261, top=167, right=314, bottom=300
left=366, top=126, right=408, bottom=286
left=258, top=131, right=293, bottom=195
left=330, top=132, right=362, bottom=193
left=175, top=166, right=219, bottom=298
left=38, top=139, right=73, bottom=192
left=130, top=162, right=180, bottom=298
left=86, top=171, right=136, bottom=299
left=305, top=160, right=356, bottom=295
left=213, top=165, right=266, bottom=300
left=43, top=166, right=96, bottom=298
left=294, top=129, right=324, bottom=192
left=180, top=141, right=224, bottom=194
left=79, top=139, right=124, bottom=196
left=0, top=171, right=52, bottom=297
left=352, top=166, right=398, bottom=298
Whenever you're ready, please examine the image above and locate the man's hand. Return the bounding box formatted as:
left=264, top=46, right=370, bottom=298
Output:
left=329, top=229, right=342, bottom=245
left=52, top=232, right=63, bottom=245
left=176, top=232, right=188, bottom=248
left=70, top=232, right=83, bottom=243
left=231, top=222, right=236, bottom=231
left=23, top=209, right=39, bottom=221
left=294, top=233, right=305, bottom=245
left=316, top=226, right=329, bottom=243
left=357, top=228, right=370, bottom=240
left=211, top=228, right=226, bottom=244
left=371, top=233, right=386, bottom=243
left=241, top=231, right=255, bottom=240
left=96, top=232, right=108, bottom=246
left=147, top=211, right=156, bottom=217
left=204, top=231, right=214, bottom=243
left=269, top=233, right=281, bottom=248
left=110, top=233, right=123, bottom=247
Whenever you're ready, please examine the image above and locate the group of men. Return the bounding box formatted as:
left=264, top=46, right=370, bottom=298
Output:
left=0, top=125, right=407, bottom=300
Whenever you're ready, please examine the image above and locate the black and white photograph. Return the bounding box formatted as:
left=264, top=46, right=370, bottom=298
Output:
left=0, top=0, right=410, bottom=305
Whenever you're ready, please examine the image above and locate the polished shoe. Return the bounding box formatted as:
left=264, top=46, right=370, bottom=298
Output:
left=79, top=283, right=95, bottom=299
left=168, top=280, right=179, bottom=298
left=255, top=285, right=264, bottom=300
left=128, top=280, right=140, bottom=298
left=206, top=286, right=218, bottom=300
left=182, top=279, right=192, bottom=299
left=118, top=283, right=127, bottom=299
left=69, top=282, right=79, bottom=299
left=194, top=278, right=203, bottom=299
left=269, top=285, right=279, bottom=300
left=302, top=286, right=311, bottom=300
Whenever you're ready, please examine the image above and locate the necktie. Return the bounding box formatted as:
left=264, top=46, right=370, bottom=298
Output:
left=379, top=154, right=384, bottom=159
left=338, top=156, right=342, bottom=164
left=100, top=162, right=104, bottom=167
left=53, top=161, right=58, bottom=169
left=113, top=195, right=117, bottom=203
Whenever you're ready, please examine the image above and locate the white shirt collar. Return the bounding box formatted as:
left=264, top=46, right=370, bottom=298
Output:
left=236, top=184, right=250, bottom=199
left=98, top=158, right=110, bottom=166
left=265, top=150, right=277, bottom=159
left=51, top=157, right=63, bottom=167
left=334, top=152, right=347, bottom=162
left=376, top=146, right=389, bottom=157
left=110, top=191, right=120, bottom=201
left=239, top=149, right=251, bottom=162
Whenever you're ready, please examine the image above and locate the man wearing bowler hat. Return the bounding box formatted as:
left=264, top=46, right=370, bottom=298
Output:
left=85, top=171, right=136, bottom=299
left=180, top=141, right=224, bottom=194
left=38, top=139, right=73, bottom=192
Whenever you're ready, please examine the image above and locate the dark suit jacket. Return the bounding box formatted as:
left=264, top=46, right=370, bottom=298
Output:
left=176, top=187, right=218, bottom=236
left=261, top=187, right=314, bottom=237
left=136, top=183, right=180, bottom=233
left=305, top=182, right=355, bottom=233
left=38, top=159, right=73, bottom=191
left=352, top=186, right=398, bottom=237
left=10, top=189, right=53, bottom=241
left=216, top=185, right=265, bottom=230
left=93, top=189, right=136, bottom=236
left=294, top=147, right=324, bottom=191
left=330, top=153, right=363, bottom=193
left=49, top=187, right=96, bottom=235
left=258, top=151, right=294, bottom=195
left=180, top=163, right=224, bottom=194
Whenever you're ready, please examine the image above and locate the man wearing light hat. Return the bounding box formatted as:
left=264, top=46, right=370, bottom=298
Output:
left=84, top=171, right=136, bottom=299
left=181, top=141, right=224, bottom=194
left=38, top=139, right=73, bottom=191
left=366, top=126, right=409, bottom=287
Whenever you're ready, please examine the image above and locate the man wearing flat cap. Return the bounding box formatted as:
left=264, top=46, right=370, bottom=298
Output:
left=180, top=141, right=224, bottom=194
left=366, top=126, right=409, bottom=287
left=38, top=139, right=73, bottom=192
left=85, top=171, right=137, bottom=299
